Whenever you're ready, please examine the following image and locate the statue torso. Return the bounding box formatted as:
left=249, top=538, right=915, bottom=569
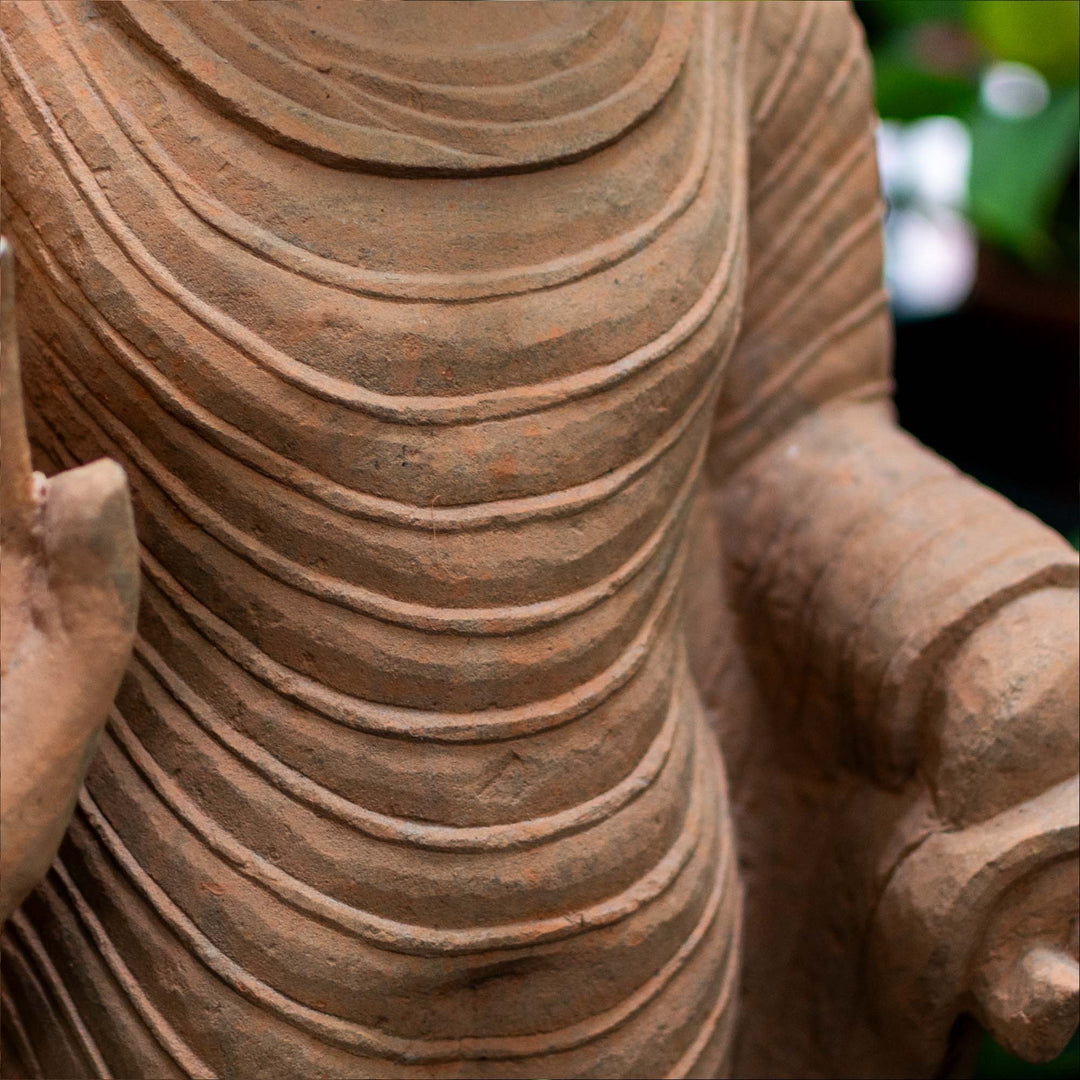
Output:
left=1, top=3, right=751, bottom=1075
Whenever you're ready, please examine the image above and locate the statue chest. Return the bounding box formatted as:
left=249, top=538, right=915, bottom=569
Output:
left=3, top=0, right=748, bottom=510
left=4, top=1, right=749, bottom=714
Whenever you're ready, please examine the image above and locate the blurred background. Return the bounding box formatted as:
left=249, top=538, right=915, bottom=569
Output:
left=852, top=2, right=1078, bottom=1077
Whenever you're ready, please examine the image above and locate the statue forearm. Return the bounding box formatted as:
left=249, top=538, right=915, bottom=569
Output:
left=718, top=397, right=1077, bottom=786
left=716, top=396, right=1079, bottom=1066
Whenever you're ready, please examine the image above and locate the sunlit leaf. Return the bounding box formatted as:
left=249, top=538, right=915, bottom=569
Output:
left=965, top=0, right=1080, bottom=84
left=968, top=85, right=1080, bottom=263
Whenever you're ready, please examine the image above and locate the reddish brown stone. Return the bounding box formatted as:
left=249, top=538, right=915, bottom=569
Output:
left=0, top=3, right=1075, bottom=1078
left=0, top=237, right=138, bottom=927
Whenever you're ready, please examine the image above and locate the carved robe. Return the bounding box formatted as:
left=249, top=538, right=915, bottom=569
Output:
left=1, top=3, right=1075, bottom=1078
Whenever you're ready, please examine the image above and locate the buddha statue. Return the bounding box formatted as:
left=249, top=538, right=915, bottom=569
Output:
left=0, top=3, right=1075, bottom=1078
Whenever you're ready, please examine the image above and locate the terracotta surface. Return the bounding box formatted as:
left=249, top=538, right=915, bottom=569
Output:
left=0, top=237, right=138, bottom=926
left=0, top=3, right=1075, bottom=1078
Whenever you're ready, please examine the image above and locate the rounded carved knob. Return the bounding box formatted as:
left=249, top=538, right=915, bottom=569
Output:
left=970, top=855, right=1079, bottom=1062
left=974, top=947, right=1079, bottom=1061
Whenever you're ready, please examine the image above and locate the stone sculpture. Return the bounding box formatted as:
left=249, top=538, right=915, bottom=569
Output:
left=0, top=237, right=138, bottom=926
left=0, top=2, right=1075, bottom=1078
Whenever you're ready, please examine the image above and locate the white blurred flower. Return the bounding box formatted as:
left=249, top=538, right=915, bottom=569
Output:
left=904, top=116, right=971, bottom=209
left=981, top=61, right=1050, bottom=119
left=876, top=121, right=911, bottom=197
left=876, top=117, right=976, bottom=318
left=884, top=206, right=977, bottom=319
left=877, top=116, right=971, bottom=209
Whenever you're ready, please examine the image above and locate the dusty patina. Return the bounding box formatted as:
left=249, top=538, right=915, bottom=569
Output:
left=0, top=3, right=1076, bottom=1078
left=1, top=237, right=138, bottom=927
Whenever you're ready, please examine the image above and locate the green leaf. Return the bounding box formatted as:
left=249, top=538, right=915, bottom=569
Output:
left=874, top=56, right=979, bottom=119
left=964, top=0, right=1080, bottom=84
left=870, top=0, right=968, bottom=29
left=968, top=85, right=1080, bottom=263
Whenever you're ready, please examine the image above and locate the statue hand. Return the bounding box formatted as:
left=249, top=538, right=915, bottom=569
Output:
left=0, top=236, right=139, bottom=922
left=870, top=588, right=1079, bottom=1063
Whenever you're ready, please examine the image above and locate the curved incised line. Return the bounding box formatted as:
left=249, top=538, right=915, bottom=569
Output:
left=29, top=876, right=217, bottom=1080
left=183, top=3, right=409, bottom=133
left=97, top=712, right=704, bottom=956
left=834, top=498, right=1006, bottom=724
left=30, top=413, right=687, bottom=744
left=38, top=405, right=729, bottom=1064
left=209, top=1, right=635, bottom=105
left=746, top=134, right=873, bottom=293
left=751, top=1, right=819, bottom=128
left=750, top=28, right=864, bottom=207
left=1, top=7, right=754, bottom=1076
left=137, top=532, right=688, bottom=742
left=81, top=722, right=710, bottom=959
left=257, top=1, right=630, bottom=79
left=11, top=218, right=734, bottom=535
left=126, top=636, right=688, bottom=852
left=228, top=3, right=638, bottom=128
left=104, top=707, right=698, bottom=959
left=38, top=327, right=706, bottom=634
left=201, top=2, right=676, bottom=139
left=10, top=204, right=734, bottom=536
left=3, top=914, right=114, bottom=1080
left=715, top=286, right=889, bottom=442
left=0, top=967, right=45, bottom=1080
left=13, top=226, right=732, bottom=537
left=0, top=970, right=45, bottom=1080
left=72, top=749, right=727, bottom=1062
left=51, top=1, right=718, bottom=303
left=102, top=1, right=695, bottom=175
left=867, top=552, right=1080, bottom=750
left=665, top=888, right=742, bottom=1079
left=2, top=26, right=740, bottom=423
left=744, top=204, right=882, bottom=343
left=743, top=474, right=957, bottom=728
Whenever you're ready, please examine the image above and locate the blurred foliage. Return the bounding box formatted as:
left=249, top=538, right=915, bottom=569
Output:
left=970, top=84, right=1080, bottom=260
left=967, top=1, right=1080, bottom=85
left=855, top=0, right=1079, bottom=274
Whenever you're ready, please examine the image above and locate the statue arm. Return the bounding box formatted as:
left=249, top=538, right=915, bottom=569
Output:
left=710, top=1, right=1078, bottom=1071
